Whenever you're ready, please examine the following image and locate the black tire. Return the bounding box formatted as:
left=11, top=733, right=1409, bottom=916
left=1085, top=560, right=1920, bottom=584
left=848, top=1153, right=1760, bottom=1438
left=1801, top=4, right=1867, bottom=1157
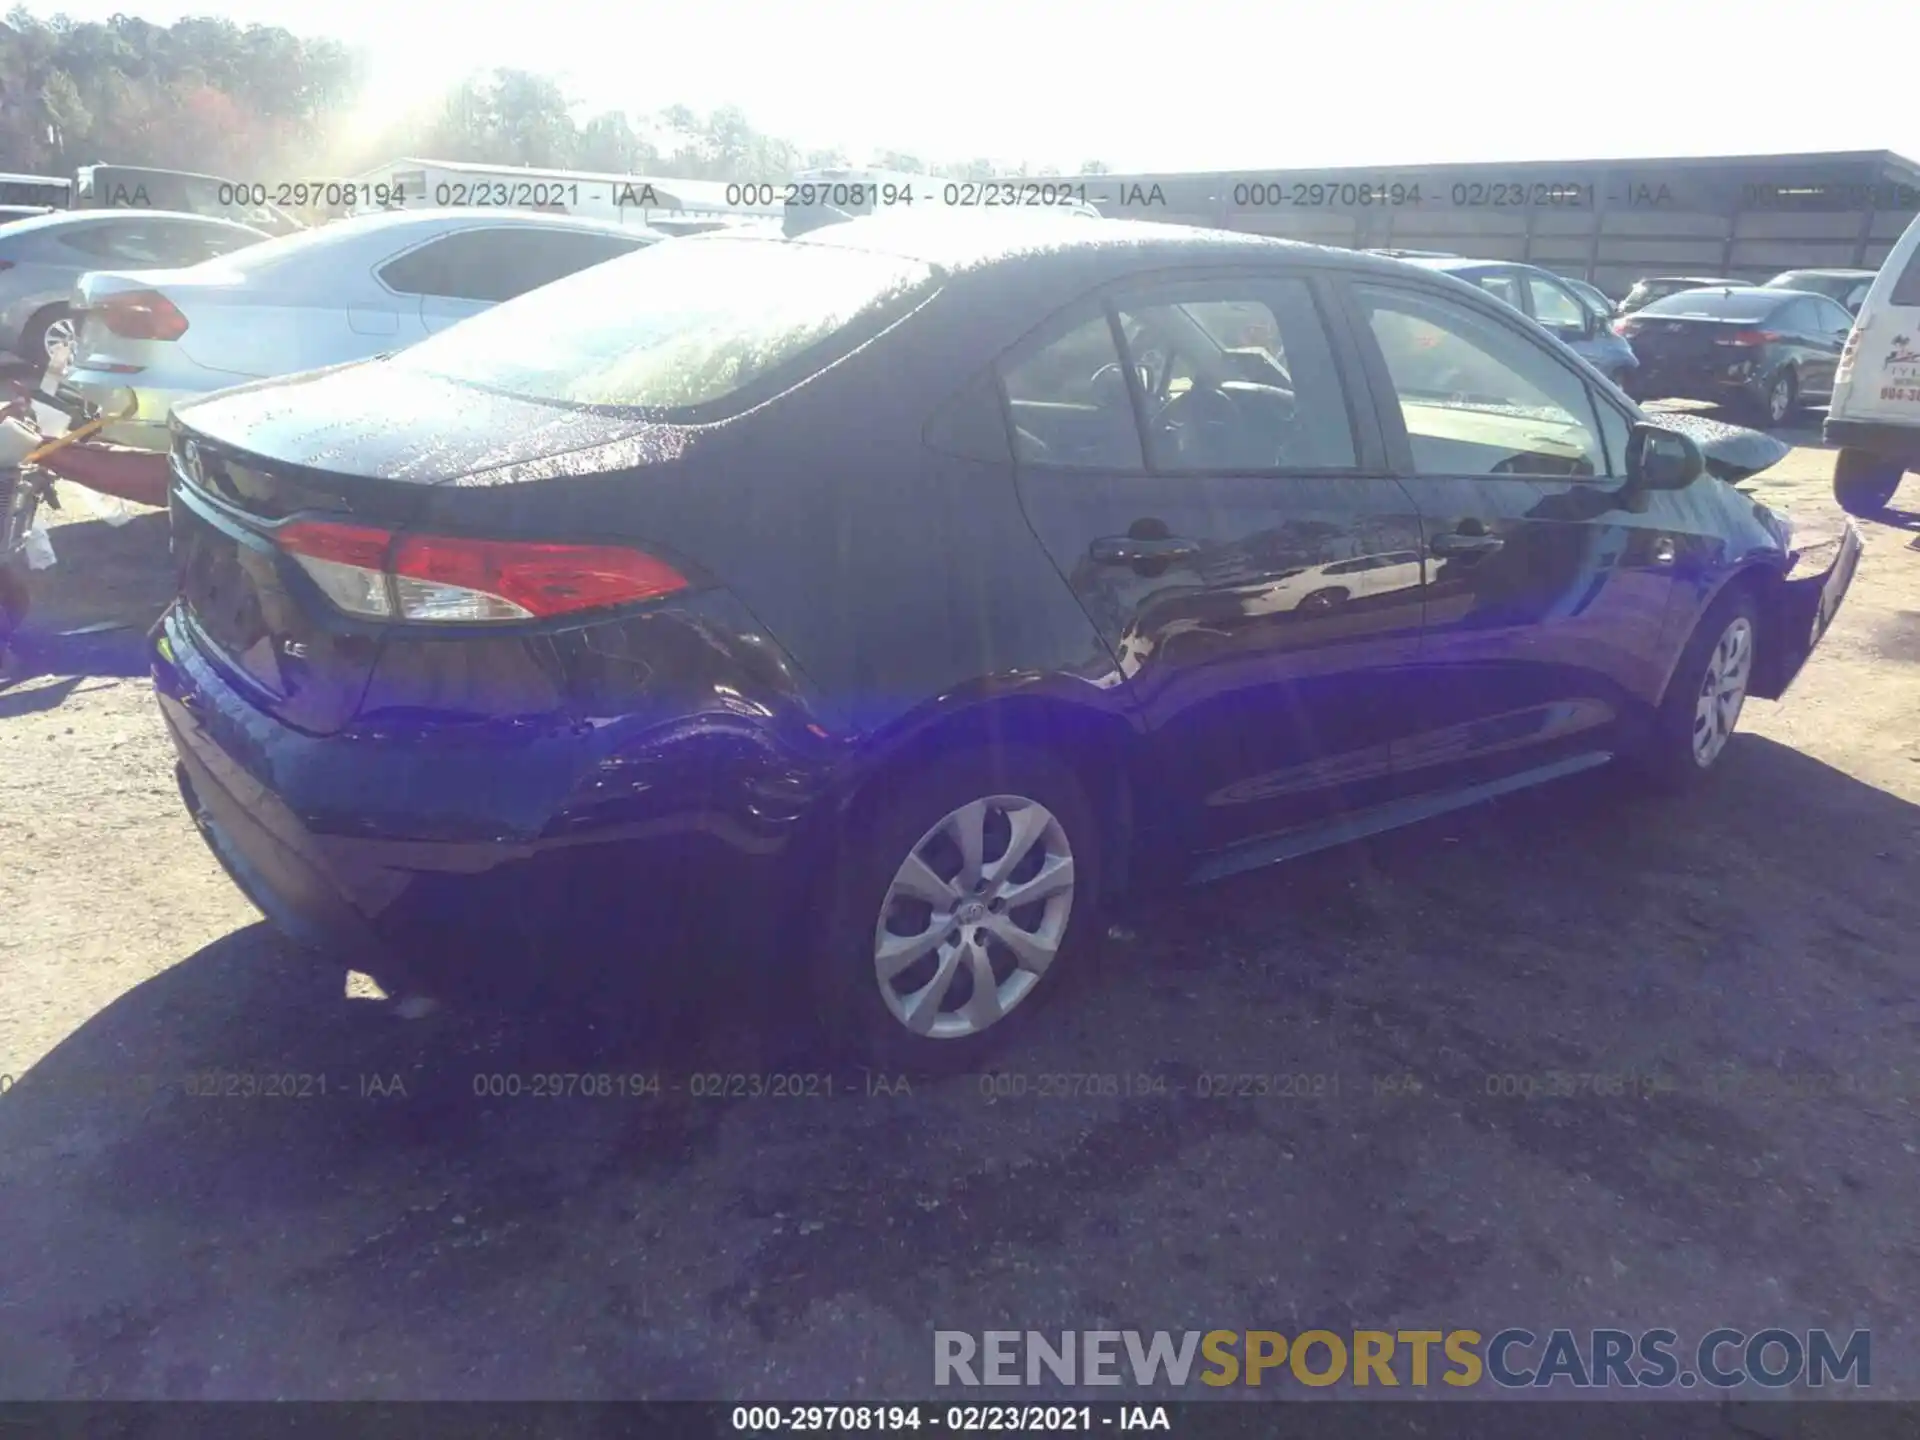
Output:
left=1299, top=587, right=1350, bottom=612
left=0, top=560, right=28, bottom=644
left=17, top=304, right=74, bottom=370
left=1747, top=367, right=1797, bottom=428
left=1626, top=586, right=1761, bottom=794
left=1832, top=448, right=1905, bottom=518
left=808, top=743, right=1105, bottom=1073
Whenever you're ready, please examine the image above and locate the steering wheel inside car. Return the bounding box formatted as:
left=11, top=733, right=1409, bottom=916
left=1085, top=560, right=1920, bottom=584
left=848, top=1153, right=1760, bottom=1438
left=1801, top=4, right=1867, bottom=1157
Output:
left=1151, top=383, right=1247, bottom=466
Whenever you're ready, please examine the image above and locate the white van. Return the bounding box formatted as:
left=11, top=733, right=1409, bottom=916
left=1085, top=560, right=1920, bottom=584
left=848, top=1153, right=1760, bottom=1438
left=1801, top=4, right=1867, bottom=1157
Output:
left=1824, top=212, right=1920, bottom=515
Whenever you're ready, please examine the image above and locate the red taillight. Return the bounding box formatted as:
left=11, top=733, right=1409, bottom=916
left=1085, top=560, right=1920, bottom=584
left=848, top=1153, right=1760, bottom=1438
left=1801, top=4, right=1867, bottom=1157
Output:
left=98, top=289, right=188, bottom=341
left=1612, top=318, right=1640, bottom=337
left=0, top=260, right=14, bottom=272
left=1716, top=329, right=1781, bottom=347
left=274, top=518, right=688, bottom=623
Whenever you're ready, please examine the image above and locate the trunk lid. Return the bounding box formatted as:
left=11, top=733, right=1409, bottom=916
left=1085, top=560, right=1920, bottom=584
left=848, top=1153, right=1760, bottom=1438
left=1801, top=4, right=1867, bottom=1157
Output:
left=1625, top=315, right=1757, bottom=362
left=173, top=359, right=675, bottom=484
left=168, top=359, right=694, bottom=736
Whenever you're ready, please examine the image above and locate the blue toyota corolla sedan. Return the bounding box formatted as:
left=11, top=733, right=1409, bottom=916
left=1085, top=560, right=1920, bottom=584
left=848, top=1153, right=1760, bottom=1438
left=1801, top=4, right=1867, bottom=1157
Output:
left=152, top=215, right=1859, bottom=1068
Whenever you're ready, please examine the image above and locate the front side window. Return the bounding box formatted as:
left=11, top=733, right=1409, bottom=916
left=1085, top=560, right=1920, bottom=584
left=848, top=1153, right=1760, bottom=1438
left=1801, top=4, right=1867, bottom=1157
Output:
left=1528, top=275, right=1587, bottom=332
left=389, top=235, right=938, bottom=414
left=1353, top=281, right=1605, bottom=478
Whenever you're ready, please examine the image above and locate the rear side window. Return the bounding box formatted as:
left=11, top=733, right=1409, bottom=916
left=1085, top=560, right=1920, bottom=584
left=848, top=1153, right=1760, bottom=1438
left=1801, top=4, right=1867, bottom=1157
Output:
left=378, top=227, right=642, bottom=303
left=152, top=221, right=256, bottom=266
left=999, top=306, right=1143, bottom=471
left=390, top=234, right=938, bottom=415
left=57, top=222, right=176, bottom=263
left=1475, top=272, right=1523, bottom=310
left=1110, top=277, right=1358, bottom=472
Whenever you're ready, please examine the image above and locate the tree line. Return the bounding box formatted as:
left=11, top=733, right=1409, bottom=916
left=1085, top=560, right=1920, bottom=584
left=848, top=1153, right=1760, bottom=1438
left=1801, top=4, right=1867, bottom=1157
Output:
left=0, top=10, right=1113, bottom=182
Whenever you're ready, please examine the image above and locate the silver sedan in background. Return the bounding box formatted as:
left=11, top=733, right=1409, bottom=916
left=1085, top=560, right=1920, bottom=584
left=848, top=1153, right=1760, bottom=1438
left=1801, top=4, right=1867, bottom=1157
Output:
left=0, top=210, right=269, bottom=370
left=59, top=209, right=667, bottom=451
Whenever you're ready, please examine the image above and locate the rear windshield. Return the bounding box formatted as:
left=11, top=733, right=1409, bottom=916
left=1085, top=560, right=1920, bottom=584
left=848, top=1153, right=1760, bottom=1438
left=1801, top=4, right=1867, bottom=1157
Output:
left=1638, top=290, right=1775, bottom=321
left=391, top=235, right=938, bottom=414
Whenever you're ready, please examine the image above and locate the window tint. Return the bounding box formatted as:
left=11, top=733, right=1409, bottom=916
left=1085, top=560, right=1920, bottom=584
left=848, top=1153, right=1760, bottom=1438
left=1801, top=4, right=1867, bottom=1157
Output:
left=1845, top=281, right=1871, bottom=310
left=380, top=226, right=645, bottom=303
left=1528, top=275, right=1587, bottom=331
left=1639, top=289, right=1770, bottom=320
left=392, top=234, right=936, bottom=414
left=153, top=221, right=252, bottom=266
left=1111, top=277, right=1356, bottom=472
left=1354, top=282, right=1605, bottom=479
left=57, top=221, right=175, bottom=263
left=999, top=306, right=1142, bottom=471
left=1814, top=297, right=1856, bottom=334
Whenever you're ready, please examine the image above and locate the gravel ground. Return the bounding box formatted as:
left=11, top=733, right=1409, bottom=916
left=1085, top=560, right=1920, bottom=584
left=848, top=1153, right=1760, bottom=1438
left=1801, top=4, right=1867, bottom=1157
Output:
left=2, top=418, right=1918, bottom=1413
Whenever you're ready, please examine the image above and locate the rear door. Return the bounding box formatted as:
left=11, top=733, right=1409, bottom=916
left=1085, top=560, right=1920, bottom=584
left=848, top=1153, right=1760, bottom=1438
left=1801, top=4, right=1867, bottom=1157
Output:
left=1003, top=268, right=1429, bottom=860
left=1338, top=276, right=1676, bottom=797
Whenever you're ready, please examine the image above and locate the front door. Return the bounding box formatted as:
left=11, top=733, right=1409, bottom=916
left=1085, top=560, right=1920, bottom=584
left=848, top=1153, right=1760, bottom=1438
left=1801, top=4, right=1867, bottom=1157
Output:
left=1339, top=277, right=1682, bottom=796
left=1002, top=270, right=1428, bottom=858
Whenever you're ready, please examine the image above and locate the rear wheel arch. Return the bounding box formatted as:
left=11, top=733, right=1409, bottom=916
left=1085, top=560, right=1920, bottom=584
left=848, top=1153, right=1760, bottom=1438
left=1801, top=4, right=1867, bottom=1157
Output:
left=818, top=694, right=1140, bottom=908
left=19, top=302, right=73, bottom=363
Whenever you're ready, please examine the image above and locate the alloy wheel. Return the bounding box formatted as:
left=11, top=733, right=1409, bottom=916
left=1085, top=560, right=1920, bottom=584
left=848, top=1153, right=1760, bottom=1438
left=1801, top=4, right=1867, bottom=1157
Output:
left=42, top=315, right=76, bottom=366
left=1691, top=616, right=1753, bottom=768
left=1767, top=373, right=1793, bottom=425
left=872, top=793, right=1076, bottom=1039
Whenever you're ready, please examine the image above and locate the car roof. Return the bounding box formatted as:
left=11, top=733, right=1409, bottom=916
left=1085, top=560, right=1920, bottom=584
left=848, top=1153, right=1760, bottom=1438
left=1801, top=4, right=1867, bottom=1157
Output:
left=1644, top=285, right=1795, bottom=304
left=0, top=208, right=266, bottom=237
left=753, top=210, right=1438, bottom=283
left=1768, top=268, right=1876, bottom=278
left=291, top=208, right=664, bottom=242
left=1401, top=257, right=1573, bottom=282
left=1636, top=274, right=1743, bottom=284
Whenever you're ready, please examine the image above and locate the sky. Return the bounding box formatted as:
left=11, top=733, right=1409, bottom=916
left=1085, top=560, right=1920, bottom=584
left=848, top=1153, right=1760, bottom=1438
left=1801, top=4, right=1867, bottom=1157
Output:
left=18, top=0, right=1919, bottom=174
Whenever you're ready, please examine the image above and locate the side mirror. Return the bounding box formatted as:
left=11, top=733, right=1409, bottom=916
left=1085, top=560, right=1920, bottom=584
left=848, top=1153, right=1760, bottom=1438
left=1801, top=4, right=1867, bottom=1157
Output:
left=1626, top=422, right=1705, bottom=491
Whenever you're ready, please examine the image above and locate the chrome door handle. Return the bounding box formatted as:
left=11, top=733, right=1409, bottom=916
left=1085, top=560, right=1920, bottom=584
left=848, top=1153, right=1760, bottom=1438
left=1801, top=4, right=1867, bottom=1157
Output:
left=1653, top=536, right=1676, bottom=564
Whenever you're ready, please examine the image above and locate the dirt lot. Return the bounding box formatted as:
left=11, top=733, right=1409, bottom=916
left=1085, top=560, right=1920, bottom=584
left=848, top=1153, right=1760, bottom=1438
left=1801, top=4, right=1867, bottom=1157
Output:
left=2, top=422, right=1918, bottom=1411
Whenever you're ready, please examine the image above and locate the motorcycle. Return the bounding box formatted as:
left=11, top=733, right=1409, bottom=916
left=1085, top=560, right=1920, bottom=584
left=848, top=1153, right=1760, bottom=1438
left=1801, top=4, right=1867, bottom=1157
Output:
left=0, top=385, right=157, bottom=664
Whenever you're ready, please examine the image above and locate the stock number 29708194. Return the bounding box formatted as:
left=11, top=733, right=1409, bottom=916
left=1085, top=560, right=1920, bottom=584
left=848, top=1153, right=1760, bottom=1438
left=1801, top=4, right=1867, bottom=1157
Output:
left=977, top=1072, right=1168, bottom=1099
